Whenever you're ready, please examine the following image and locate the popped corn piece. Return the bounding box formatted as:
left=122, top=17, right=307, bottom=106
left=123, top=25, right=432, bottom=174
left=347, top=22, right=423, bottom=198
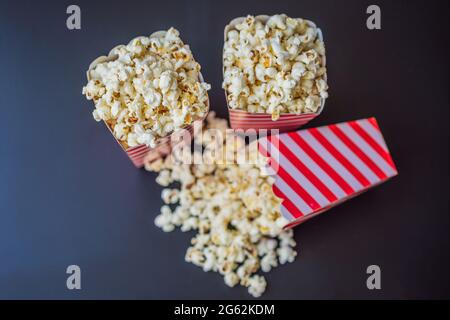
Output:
left=247, top=275, right=267, bottom=298
left=144, top=158, right=164, bottom=172
left=223, top=14, right=327, bottom=119
left=154, top=205, right=175, bottom=232
left=260, top=251, right=278, bottom=273
left=83, top=28, right=210, bottom=149
left=224, top=272, right=239, bottom=288
left=161, top=188, right=180, bottom=204
left=148, top=113, right=298, bottom=297
left=278, top=229, right=296, bottom=247
left=277, top=245, right=297, bottom=265
left=155, top=169, right=172, bottom=186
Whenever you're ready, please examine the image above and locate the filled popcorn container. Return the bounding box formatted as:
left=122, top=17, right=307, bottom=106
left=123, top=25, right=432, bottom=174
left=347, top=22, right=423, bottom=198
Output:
left=223, top=14, right=328, bottom=132
left=83, top=28, right=211, bottom=167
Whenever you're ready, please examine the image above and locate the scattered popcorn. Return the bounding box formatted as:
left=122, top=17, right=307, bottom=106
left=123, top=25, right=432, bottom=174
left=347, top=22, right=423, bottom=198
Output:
left=247, top=275, right=267, bottom=298
left=223, top=14, right=328, bottom=120
left=148, top=112, right=298, bottom=297
left=224, top=272, right=239, bottom=288
left=155, top=169, right=173, bottom=187
left=154, top=205, right=175, bottom=232
left=161, top=188, right=180, bottom=204
left=83, top=28, right=210, bottom=148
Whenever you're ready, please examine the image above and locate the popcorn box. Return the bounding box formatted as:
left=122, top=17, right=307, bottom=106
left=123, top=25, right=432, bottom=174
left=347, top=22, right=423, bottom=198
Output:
left=86, top=32, right=210, bottom=168
left=223, top=15, right=327, bottom=132
left=257, top=117, right=397, bottom=229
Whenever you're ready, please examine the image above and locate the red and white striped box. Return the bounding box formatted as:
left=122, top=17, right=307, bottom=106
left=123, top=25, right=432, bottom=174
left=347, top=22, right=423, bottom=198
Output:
left=224, top=15, right=327, bottom=132
left=257, top=117, right=398, bottom=229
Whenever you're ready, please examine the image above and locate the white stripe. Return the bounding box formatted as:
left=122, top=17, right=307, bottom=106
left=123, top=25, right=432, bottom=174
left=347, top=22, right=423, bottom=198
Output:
left=318, top=127, right=380, bottom=184
left=282, top=134, right=347, bottom=199
left=274, top=173, right=313, bottom=215
left=338, top=123, right=396, bottom=177
left=258, top=136, right=268, bottom=149
left=357, top=120, right=388, bottom=152
left=268, top=140, right=330, bottom=208
left=280, top=204, right=296, bottom=222
left=298, top=130, right=363, bottom=192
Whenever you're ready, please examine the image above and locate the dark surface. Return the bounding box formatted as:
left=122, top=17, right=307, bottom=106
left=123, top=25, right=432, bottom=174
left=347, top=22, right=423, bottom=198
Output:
left=0, top=0, right=449, bottom=299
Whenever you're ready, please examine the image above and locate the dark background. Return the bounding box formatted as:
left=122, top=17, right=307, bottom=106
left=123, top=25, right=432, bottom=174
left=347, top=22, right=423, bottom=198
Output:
left=0, top=0, right=449, bottom=299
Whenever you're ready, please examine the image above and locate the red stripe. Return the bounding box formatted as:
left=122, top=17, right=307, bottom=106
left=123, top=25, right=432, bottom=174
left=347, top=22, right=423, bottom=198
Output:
left=309, top=128, right=371, bottom=187
left=329, top=125, right=387, bottom=180
left=127, top=145, right=147, bottom=151
left=349, top=121, right=397, bottom=170
left=128, top=149, right=149, bottom=156
left=368, top=117, right=380, bottom=131
left=127, top=148, right=151, bottom=156
left=129, top=155, right=147, bottom=161
left=284, top=218, right=306, bottom=229
left=269, top=135, right=338, bottom=203
left=272, top=185, right=304, bottom=219
left=288, top=132, right=355, bottom=195
left=263, top=145, right=321, bottom=211
left=127, top=145, right=148, bottom=154
left=129, top=153, right=148, bottom=160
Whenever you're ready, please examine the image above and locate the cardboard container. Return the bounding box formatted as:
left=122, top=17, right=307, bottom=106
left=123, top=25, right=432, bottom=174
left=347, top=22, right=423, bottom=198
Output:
left=86, top=31, right=210, bottom=168
left=223, top=15, right=327, bottom=132
left=257, top=117, right=397, bottom=229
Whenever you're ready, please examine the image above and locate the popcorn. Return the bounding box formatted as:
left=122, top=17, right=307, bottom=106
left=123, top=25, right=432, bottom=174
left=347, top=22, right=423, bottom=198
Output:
left=154, top=205, right=175, bottom=232
left=155, top=169, right=172, bottom=186
left=161, top=188, right=180, bottom=204
left=224, top=272, right=239, bottom=287
left=83, top=28, right=210, bottom=148
left=223, top=14, right=328, bottom=120
left=247, top=275, right=267, bottom=298
left=260, top=251, right=278, bottom=272
left=148, top=113, right=297, bottom=297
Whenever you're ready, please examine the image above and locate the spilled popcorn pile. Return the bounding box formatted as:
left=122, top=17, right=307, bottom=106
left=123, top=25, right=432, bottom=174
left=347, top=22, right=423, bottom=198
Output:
left=223, top=14, right=328, bottom=120
left=83, top=28, right=210, bottom=148
left=147, top=113, right=297, bottom=297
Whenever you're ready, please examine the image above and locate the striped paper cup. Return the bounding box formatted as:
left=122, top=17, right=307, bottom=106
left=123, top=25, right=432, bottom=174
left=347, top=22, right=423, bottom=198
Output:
left=257, top=117, right=397, bottom=229
left=223, top=15, right=327, bottom=133
left=86, top=32, right=210, bottom=168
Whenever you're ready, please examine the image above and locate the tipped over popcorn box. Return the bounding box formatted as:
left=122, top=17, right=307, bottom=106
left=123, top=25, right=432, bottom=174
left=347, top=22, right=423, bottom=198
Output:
left=223, top=14, right=328, bottom=132
left=257, top=117, right=397, bottom=229
left=83, top=28, right=211, bottom=168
